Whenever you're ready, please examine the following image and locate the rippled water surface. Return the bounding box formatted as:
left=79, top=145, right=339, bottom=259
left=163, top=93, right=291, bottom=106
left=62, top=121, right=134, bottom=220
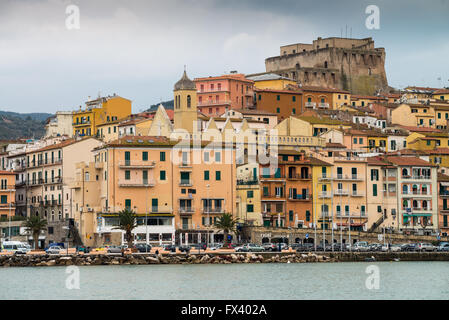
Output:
left=1, top=262, right=448, bottom=299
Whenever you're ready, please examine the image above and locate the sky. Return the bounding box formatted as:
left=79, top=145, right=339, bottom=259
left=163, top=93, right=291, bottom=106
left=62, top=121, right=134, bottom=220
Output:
left=0, top=0, right=448, bottom=114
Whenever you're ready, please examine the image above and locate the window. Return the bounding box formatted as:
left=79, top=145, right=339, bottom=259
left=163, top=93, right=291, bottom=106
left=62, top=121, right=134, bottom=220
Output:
left=247, top=191, right=254, bottom=198
left=215, top=171, right=221, bottom=181
left=373, top=184, right=378, bottom=196
left=359, top=138, right=363, bottom=144
left=0, top=195, right=7, bottom=204
left=215, top=152, right=221, bottom=162
left=142, top=152, right=148, bottom=161
left=247, top=204, right=254, bottom=213
left=276, top=108, right=280, bottom=113
left=204, top=170, right=209, bottom=181
left=203, top=152, right=209, bottom=162
left=125, top=171, right=130, bottom=180
left=353, top=138, right=357, bottom=144
left=306, top=211, right=311, bottom=222
left=125, top=199, right=131, bottom=210
left=160, top=152, right=166, bottom=161
left=292, top=96, right=296, bottom=102
left=289, top=211, right=294, bottom=221
left=160, top=170, right=166, bottom=180
left=276, top=95, right=280, bottom=101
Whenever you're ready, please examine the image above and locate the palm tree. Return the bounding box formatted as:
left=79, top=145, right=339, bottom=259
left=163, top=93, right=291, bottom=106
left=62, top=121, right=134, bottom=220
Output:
left=113, top=208, right=137, bottom=248
left=24, top=215, right=47, bottom=250
left=214, top=213, right=238, bottom=246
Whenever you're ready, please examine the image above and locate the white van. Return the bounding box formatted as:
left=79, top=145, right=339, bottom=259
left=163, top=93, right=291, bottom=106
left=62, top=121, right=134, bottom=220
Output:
left=1, top=241, right=30, bottom=254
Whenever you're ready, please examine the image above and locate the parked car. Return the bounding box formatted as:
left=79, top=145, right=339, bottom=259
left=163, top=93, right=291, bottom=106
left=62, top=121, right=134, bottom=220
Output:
left=47, top=246, right=63, bottom=254
left=178, top=245, right=191, bottom=253
left=262, top=243, right=277, bottom=251
left=106, top=245, right=123, bottom=253
left=438, top=242, right=449, bottom=252
left=329, top=243, right=347, bottom=251
left=295, top=243, right=313, bottom=252
left=417, top=242, right=436, bottom=252
left=390, top=244, right=402, bottom=252
left=235, top=244, right=265, bottom=252
left=400, top=243, right=417, bottom=252
left=368, top=243, right=382, bottom=252
left=209, top=244, right=222, bottom=250
left=133, top=244, right=152, bottom=253
left=352, top=241, right=369, bottom=252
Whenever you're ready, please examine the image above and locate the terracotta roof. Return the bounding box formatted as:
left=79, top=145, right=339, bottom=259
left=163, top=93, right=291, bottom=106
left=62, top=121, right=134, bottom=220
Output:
left=397, top=125, right=442, bottom=133
left=438, top=173, right=449, bottom=182
left=386, top=156, right=435, bottom=167
left=26, top=138, right=77, bottom=154
left=433, top=89, right=449, bottom=95
left=425, top=148, right=449, bottom=155
left=305, top=156, right=333, bottom=166
left=351, top=95, right=387, bottom=101
left=194, top=73, right=254, bottom=84
left=231, top=109, right=277, bottom=116
left=301, top=86, right=350, bottom=94
left=0, top=171, right=15, bottom=175
left=325, top=142, right=346, bottom=148
left=254, top=88, right=302, bottom=94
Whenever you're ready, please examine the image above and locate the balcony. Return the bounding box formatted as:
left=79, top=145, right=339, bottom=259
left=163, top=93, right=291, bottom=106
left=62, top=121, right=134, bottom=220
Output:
left=260, top=174, right=286, bottom=181
left=402, top=175, right=431, bottom=180
left=288, top=194, right=311, bottom=201
left=318, top=192, right=332, bottom=198
left=237, top=179, right=259, bottom=186
left=179, top=179, right=193, bottom=187
left=178, top=207, right=194, bottom=215
left=334, top=189, right=349, bottom=196
left=350, top=191, right=365, bottom=197
left=403, top=191, right=431, bottom=197
left=201, top=207, right=224, bottom=214
left=95, top=162, right=104, bottom=169
left=119, top=160, right=156, bottom=169
left=118, top=180, right=155, bottom=187
left=198, top=100, right=232, bottom=107
left=287, top=174, right=312, bottom=180
left=335, top=174, right=363, bottom=181
left=318, top=175, right=333, bottom=181
left=305, top=102, right=316, bottom=109
left=179, top=163, right=193, bottom=168
left=318, top=103, right=329, bottom=109
left=73, top=120, right=91, bottom=126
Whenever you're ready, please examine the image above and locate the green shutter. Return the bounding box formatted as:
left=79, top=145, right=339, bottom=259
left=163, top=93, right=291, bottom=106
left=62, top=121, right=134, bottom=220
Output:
left=373, top=184, right=377, bottom=196
left=215, top=171, right=221, bottom=181
left=160, top=152, right=166, bottom=161
left=204, top=170, right=209, bottom=181
left=160, top=170, right=166, bottom=180
left=125, top=199, right=131, bottom=210
left=142, top=152, right=148, bottom=161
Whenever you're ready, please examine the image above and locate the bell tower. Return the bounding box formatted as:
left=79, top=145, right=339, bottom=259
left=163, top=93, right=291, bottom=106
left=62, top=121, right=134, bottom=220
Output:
left=173, top=68, right=198, bottom=135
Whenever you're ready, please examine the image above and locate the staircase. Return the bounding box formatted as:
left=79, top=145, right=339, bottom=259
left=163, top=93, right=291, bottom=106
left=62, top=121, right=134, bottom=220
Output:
left=368, top=213, right=388, bottom=233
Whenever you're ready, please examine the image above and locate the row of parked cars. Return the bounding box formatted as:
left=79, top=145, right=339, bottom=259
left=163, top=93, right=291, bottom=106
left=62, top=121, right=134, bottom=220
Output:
left=295, top=241, right=449, bottom=252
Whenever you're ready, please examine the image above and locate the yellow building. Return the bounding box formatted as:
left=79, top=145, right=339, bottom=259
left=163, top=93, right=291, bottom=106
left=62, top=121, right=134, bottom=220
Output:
left=72, top=94, right=132, bottom=137
left=247, top=73, right=297, bottom=90
left=332, top=91, right=351, bottom=109
left=391, top=103, right=435, bottom=128
left=310, top=158, right=333, bottom=230
left=367, top=131, right=388, bottom=153
left=407, top=132, right=449, bottom=151
left=96, top=119, right=120, bottom=142
left=277, top=115, right=351, bottom=138
left=433, top=89, right=449, bottom=102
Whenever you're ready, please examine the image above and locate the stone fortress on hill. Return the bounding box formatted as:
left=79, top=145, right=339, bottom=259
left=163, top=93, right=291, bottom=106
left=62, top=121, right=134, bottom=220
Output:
left=256, top=37, right=389, bottom=95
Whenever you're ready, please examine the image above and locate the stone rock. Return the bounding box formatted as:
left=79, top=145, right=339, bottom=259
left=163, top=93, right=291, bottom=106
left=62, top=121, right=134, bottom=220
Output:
left=46, top=260, right=56, bottom=266
left=146, top=256, right=160, bottom=264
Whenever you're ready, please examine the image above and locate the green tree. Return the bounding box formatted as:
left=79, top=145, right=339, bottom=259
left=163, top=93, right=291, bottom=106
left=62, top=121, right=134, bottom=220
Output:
left=214, top=213, right=238, bottom=246
left=113, top=208, right=137, bottom=248
left=24, top=215, right=47, bottom=250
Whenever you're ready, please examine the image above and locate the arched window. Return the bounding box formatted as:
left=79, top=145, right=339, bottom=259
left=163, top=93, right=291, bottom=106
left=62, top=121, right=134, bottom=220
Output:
left=413, top=200, right=418, bottom=209
left=187, top=95, right=191, bottom=108
left=402, top=168, right=408, bottom=177
left=403, top=185, right=408, bottom=194
left=324, top=61, right=328, bottom=68
left=412, top=184, right=418, bottom=194
left=422, top=200, right=428, bottom=209
left=422, top=184, right=428, bottom=194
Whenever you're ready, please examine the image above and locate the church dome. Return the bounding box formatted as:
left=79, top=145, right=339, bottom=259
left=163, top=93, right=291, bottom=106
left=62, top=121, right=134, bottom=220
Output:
left=174, top=70, right=196, bottom=91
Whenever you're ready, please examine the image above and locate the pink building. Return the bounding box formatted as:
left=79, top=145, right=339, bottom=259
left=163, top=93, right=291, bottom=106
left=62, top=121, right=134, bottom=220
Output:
left=194, top=73, right=254, bottom=116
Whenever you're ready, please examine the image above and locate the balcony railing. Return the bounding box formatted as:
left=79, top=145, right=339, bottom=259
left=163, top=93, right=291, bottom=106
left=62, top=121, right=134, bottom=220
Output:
left=179, top=179, right=193, bottom=186
left=305, top=102, right=316, bottom=108
left=260, top=174, right=286, bottom=180
left=318, top=103, right=329, bottom=109
left=237, top=179, right=259, bottom=185
left=179, top=207, right=194, bottom=214
left=201, top=207, right=224, bottom=214
left=351, top=191, right=365, bottom=197
left=334, top=189, right=349, bottom=196
left=402, top=175, right=431, bottom=180
left=318, top=192, right=332, bottom=198
left=118, top=180, right=156, bottom=187
left=335, top=174, right=362, bottom=181
left=288, top=194, right=311, bottom=201
left=287, top=174, right=312, bottom=180
left=119, top=160, right=156, bottom=168
left=198, top=100, right=232, bottom=107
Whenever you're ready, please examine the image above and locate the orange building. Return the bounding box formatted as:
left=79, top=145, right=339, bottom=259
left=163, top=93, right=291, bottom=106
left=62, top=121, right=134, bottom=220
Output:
left=260, top=150, right=313, bottom=228
left=0, top=171, right=15, bottom=219
left=87, top=136, right=237, bottom=245
left=194, top=73, right=254, bottom=117
left=254, top=88, right=303, bottom=121
left=438, top=173, right=449, bottom=236
left=302, top=86, right=348, bottom=111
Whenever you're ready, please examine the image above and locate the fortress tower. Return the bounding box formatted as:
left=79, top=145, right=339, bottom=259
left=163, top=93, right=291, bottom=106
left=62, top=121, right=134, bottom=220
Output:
left=262, top=37, right=389, bottom=95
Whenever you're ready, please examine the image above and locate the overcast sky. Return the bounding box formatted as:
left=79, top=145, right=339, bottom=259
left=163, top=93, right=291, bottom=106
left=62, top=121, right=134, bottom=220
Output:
left=0, top=0, right=448, bottom=114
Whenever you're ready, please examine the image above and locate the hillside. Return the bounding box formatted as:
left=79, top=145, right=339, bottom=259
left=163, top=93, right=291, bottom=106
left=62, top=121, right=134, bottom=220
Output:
left=147, top=99, right=174, bottom=111
left=0, top=110, right=53, bottom=139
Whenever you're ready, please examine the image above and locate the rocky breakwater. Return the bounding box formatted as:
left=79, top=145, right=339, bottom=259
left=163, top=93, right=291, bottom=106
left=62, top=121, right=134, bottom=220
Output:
left=0, top=252, right=335, bottom=268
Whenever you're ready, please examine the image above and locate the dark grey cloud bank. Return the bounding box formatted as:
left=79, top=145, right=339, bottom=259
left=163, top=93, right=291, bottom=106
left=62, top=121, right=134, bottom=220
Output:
left=0, top=0, right=448, bottom=113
